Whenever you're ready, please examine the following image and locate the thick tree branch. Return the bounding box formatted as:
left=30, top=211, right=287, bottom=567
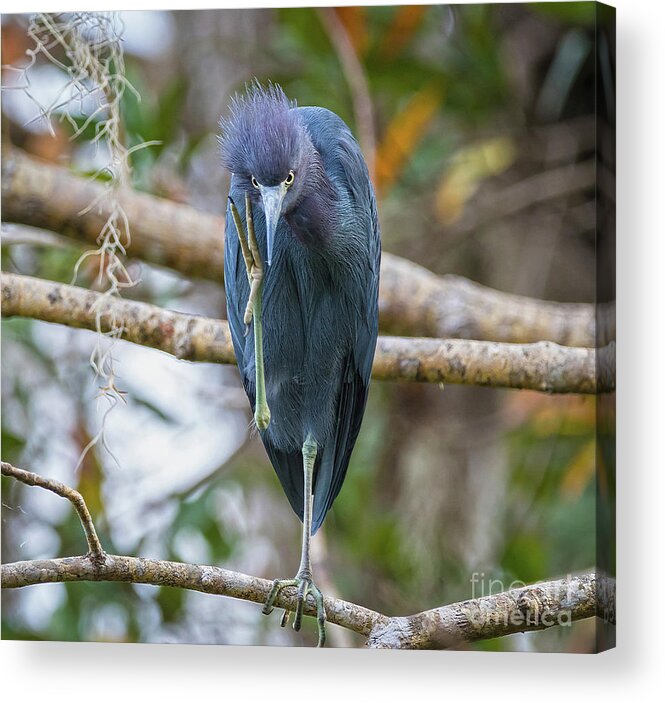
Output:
left=366, top=573, right=598, bottom=649
left=1, top=273, right=609, bottom=393
left=1, top=150, right=598, bottom=347
left=0, top=462, right=603, bottom=648
left=1, top=554, right=383, bottom=637
left=0, top=555, right=599, bottom=648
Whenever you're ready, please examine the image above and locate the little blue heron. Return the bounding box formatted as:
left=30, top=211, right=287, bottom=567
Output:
left=219, top=83, right=380, bottom=646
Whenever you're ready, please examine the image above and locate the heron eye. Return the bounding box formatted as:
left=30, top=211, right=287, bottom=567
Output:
left=285, top=170, right=295, bottom=187
left=251, top=176, right=260, bottom=189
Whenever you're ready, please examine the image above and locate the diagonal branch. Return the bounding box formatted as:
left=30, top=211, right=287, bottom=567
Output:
left=1, top=461, right=104, bottom=561
left=0, top=462, right=604, bottom=648
left=1, top=150, right=599, bottom=347
left=1, top=273, right=609, bottom=394
left=317, top=7, right=376, bottom=177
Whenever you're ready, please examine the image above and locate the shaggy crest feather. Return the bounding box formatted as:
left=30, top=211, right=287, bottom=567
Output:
left=219, top=82, right=310, bottom=186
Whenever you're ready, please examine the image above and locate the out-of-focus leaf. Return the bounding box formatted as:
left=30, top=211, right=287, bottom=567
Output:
left=435, top=137, right=516, bottom=224
left=72, top=423, right=105, bottom=521
left=1, top=19, right=32, bottom=66
left=528, top=396, right=595, bottom=437
left=502, top=533, right=547, bottom=584
left=375, top=84, right=444, bottom=196
left=379, top=5, right=427, bottom=59
left=560, top=438, right=595, bottom=498
left=156, top=585, right=184, bottom=623
left=130, top=395, right=178, bottom=424
left=1, top=429, right=26, bottom=462
left=334, top=6, right=369, bottom=56
left=529, top=2, right=598, bottom=26
left=535, top=28, right=592, bottom=121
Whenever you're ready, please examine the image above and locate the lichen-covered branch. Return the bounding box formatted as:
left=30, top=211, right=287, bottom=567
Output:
left=366, top=573, right=598, bottom=649
left=372, top=335, right=602, bottom=393
left=0, top=556, right=599, bottom=648
left=379, top=254, right=602, bottom=347
left=1, top=272, right=236, bottom=364
left=0, top=462, right=603, bottom=648
left=1, top=461, right=104, bottom=561
left=1, top=150, right=224, bottom=280
left=0, top=554, right=383, bottom=637
left=1, top=150, right=598, bottom=346
left=1, top=273, right=609, bottom=393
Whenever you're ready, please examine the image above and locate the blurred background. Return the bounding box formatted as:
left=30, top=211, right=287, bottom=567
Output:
left=2, top=3, right=604, bottom=650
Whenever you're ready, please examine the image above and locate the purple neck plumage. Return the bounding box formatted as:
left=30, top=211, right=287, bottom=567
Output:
left=285, top=153, right=338, bottom=250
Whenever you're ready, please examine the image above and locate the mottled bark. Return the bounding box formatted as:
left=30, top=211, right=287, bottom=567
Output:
left=1, top=272, right=236, bottom=363
left=0, top=555, right=599, bottom=648
left=1, top=273, right=609, bottom=393
left=1, top=149, right=225, bottom=279
left=0, top=462, right=604, bottom=648
left=0, top=554, right=383, bottom=637
left=373, top=335, right=604, bottom=393
left=379, top=254, right=601, bottom=347
left=1, top=150, right=597, bottom=346
left=367, top=573, right=599, bottom=649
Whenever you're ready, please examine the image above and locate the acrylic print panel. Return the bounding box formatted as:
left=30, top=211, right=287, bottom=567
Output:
left=0, top=2, right=615, bottom=651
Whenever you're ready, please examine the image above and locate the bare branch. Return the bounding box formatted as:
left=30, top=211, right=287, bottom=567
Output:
left=0, top=556, right=600, bottom=648
left=0, top=462, right=602, bottom=648
left=373, top=335, right=603, bottom=393
left=1, top=461, right=104, bottom=561
left=1, top=273, right=608, bottom=393
left=317, top=8, right=376, bottom=177
left=1, top=150, right=598, bottom=347
left=367, top=573, right=599, bottom=649
left=0, top=554, right=382, bottom=637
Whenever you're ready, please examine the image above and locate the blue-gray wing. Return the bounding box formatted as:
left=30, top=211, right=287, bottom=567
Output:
left=305, top=113, right=381, bottom=532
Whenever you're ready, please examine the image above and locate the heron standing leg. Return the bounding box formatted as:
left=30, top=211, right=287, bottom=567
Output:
left=229, top=194, right=271, bottom=431
left=262, top=434, right=327, bottom=647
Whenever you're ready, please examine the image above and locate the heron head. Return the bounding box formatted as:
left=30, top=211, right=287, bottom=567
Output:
left=219, top=82, right=316, bottom=265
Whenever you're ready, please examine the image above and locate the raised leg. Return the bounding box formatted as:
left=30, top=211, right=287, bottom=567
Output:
left=228, top=194, right=270, bottom=431
left=262, top=434, right=327, bottom=647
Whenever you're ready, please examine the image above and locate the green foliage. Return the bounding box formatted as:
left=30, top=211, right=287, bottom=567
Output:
left=1, top=4, right=602, bottom=651
left=529, top=1, right=598, bottom=26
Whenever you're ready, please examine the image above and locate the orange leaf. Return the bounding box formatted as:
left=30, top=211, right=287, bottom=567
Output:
left=375, top=84, right=444, bottom=196
left=380, top=5, right=428, bottom=59
left=333, top=7, right=368, bottom=56
left=560, top=439, right=596, bottom=499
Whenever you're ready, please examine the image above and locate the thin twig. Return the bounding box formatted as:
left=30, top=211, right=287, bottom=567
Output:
left=1, top=461, right=105, bottom=561
left=0, top=462, right=604, bottom=648
left=317, top=7, right=376, bottom=178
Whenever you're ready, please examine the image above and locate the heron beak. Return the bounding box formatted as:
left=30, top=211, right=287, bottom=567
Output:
left=260, top=183, right=287, bottom=266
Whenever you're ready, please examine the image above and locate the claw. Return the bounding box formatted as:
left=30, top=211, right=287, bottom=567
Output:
left=262, top=577, right=297, bottom=616
left=229, top=193, right=270, bottom=431
left=262, top=574, right=327, bottom=647
left=229, top=195, right=264, bottom=326
left=293, top=578, right=308, bottom=632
